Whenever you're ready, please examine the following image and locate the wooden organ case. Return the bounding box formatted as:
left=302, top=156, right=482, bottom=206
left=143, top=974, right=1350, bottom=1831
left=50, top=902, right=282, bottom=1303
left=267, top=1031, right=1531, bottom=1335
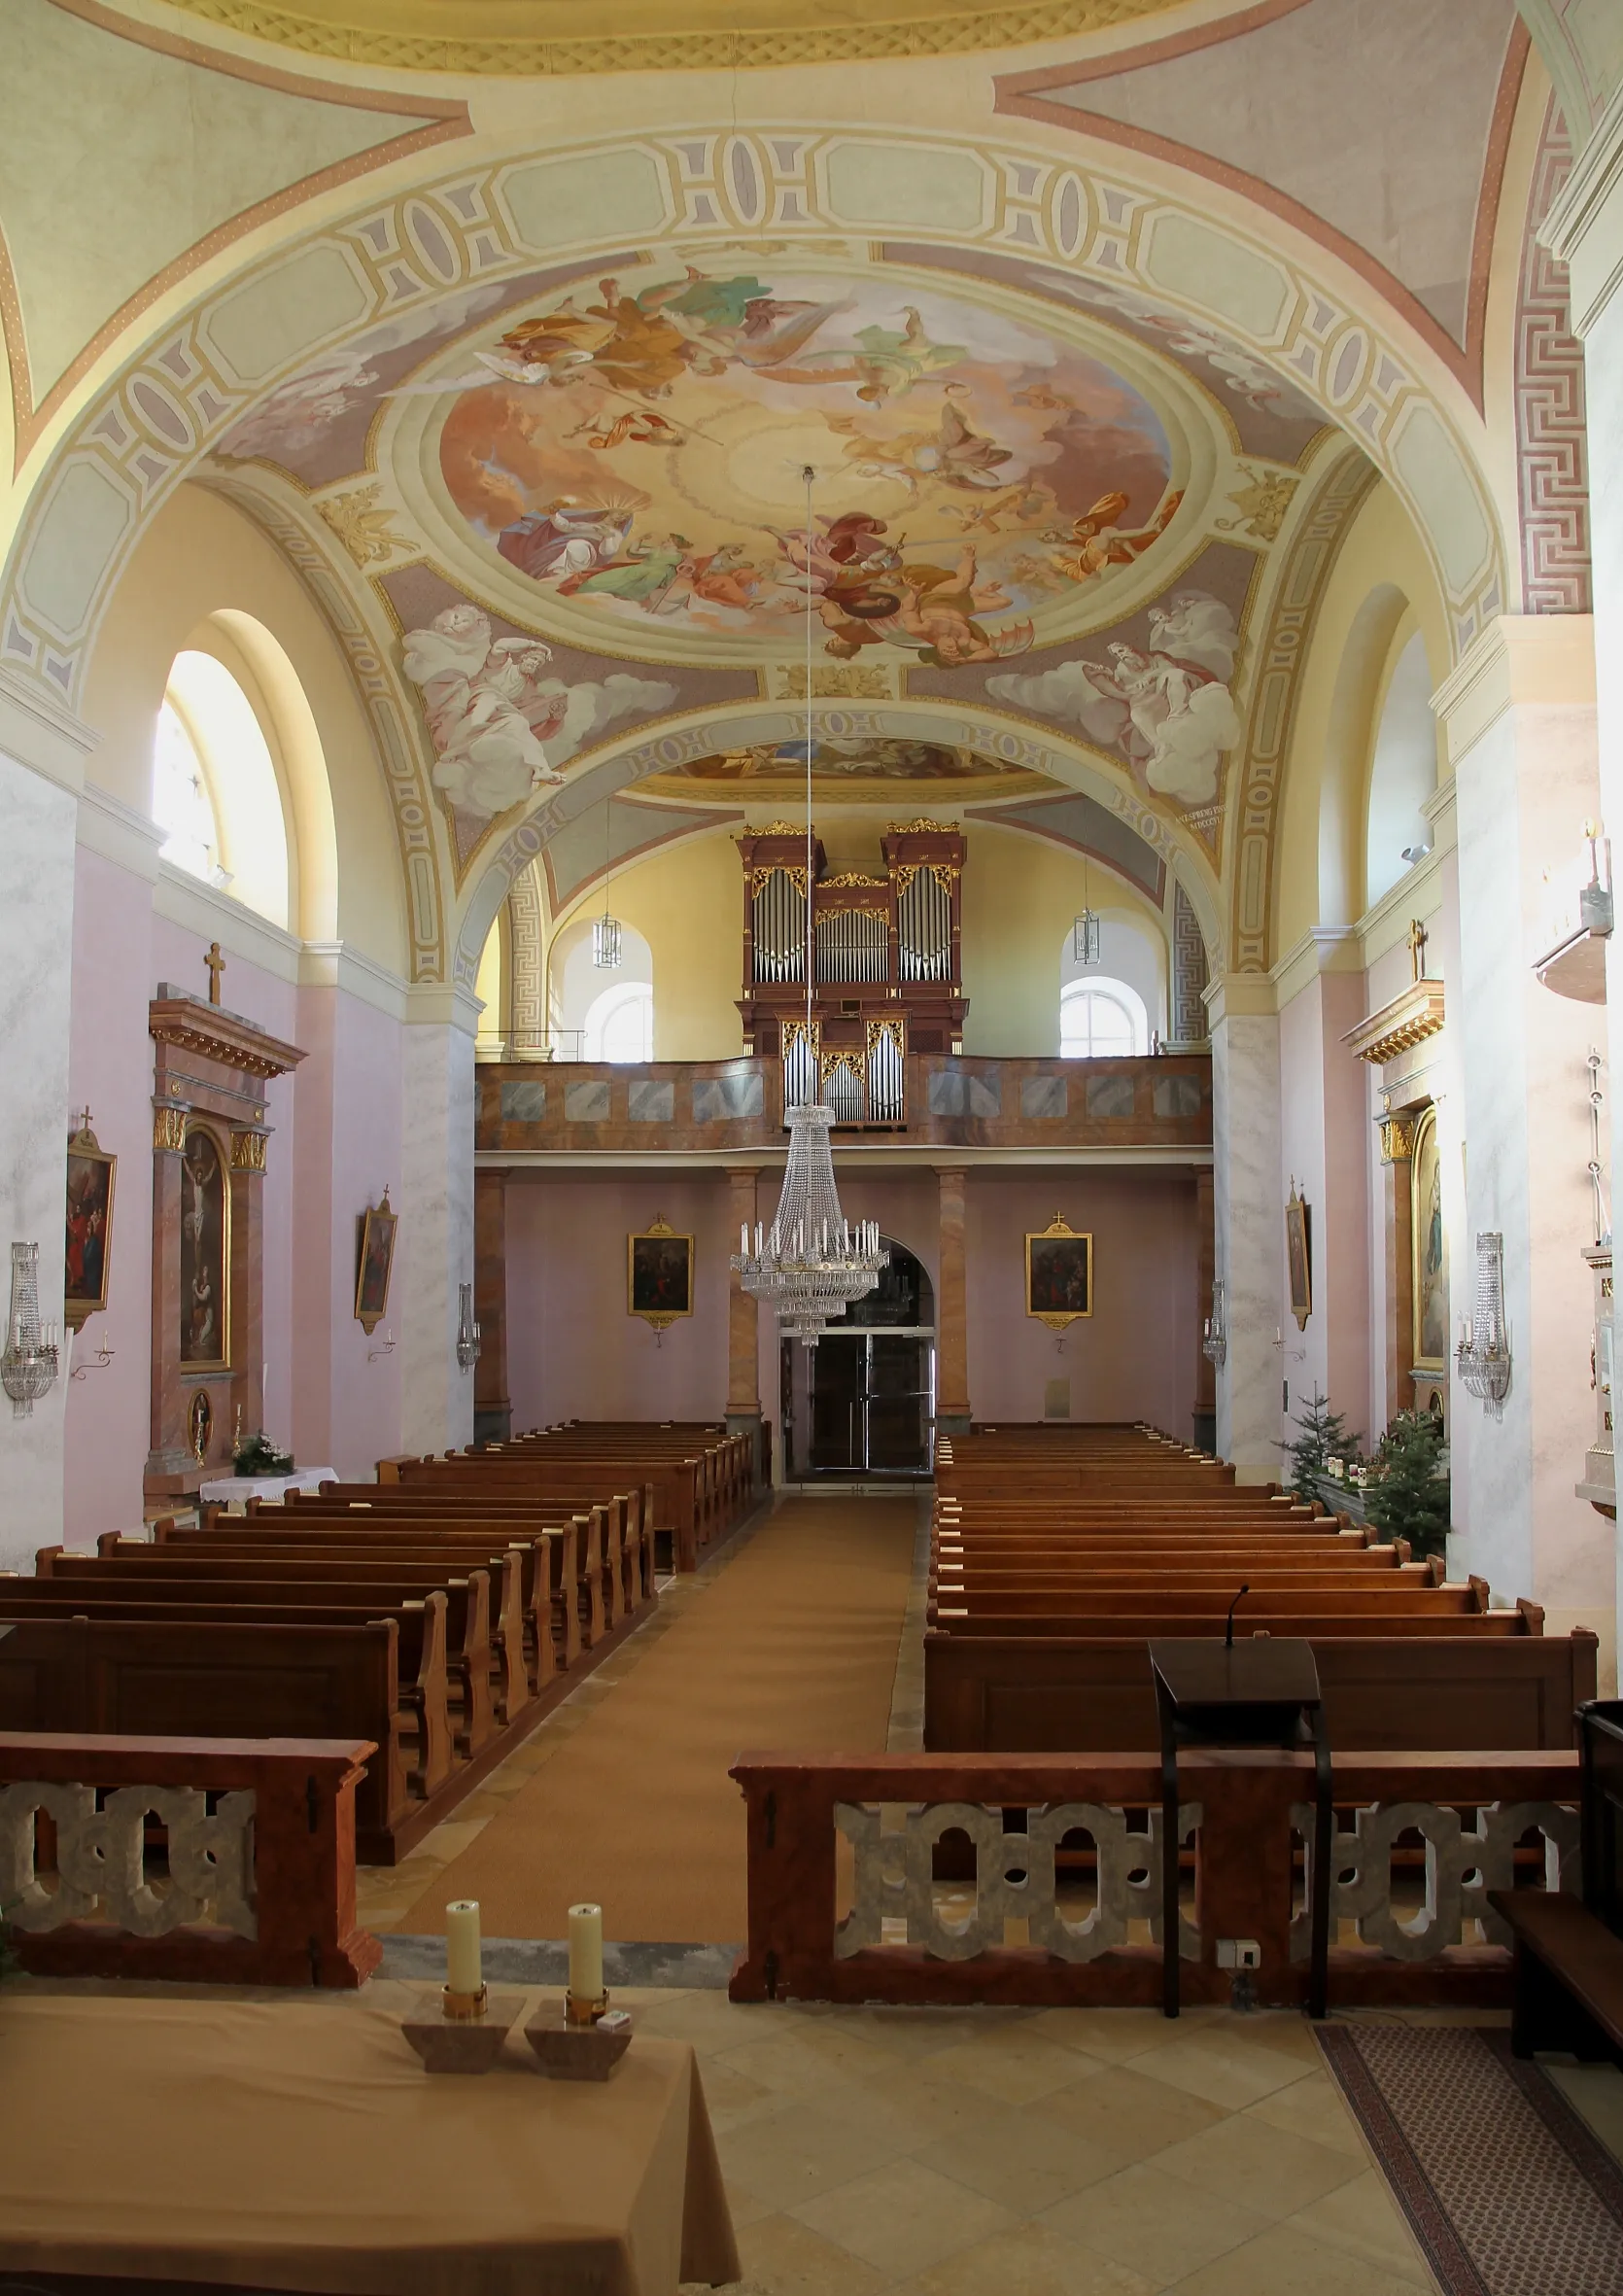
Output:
left=737, top=820, right=967, bottom=1127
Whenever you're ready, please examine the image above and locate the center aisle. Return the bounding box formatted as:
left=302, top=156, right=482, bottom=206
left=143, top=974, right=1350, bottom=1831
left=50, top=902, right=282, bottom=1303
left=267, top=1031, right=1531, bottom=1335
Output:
left=395, top=1494, right=917, bottom=1945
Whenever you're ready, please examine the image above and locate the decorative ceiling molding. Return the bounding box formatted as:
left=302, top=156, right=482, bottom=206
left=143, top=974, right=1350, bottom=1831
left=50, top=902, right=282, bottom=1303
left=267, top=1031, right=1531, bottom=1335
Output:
left=148, top=0, right=1194, bottom=75
left=0, top=2, right=469, bottom=472
left=1226, top=441, right=1382, bottom=974
left=1514, top=95, right=1591, bottom=611
left=995, top=4, right=1530, bottom=411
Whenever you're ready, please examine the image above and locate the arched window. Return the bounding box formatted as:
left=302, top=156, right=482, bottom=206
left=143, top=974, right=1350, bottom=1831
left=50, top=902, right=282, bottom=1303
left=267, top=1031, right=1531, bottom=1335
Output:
left=584, top=980, right=654, bottom=1062
left=1365, top=629, right=1437, bottom=908
left=154, top=700, right=222, bottom=885
left=1060, top=977, right=1148, bottom=1058
left=151, top=650, right=291, bottom=927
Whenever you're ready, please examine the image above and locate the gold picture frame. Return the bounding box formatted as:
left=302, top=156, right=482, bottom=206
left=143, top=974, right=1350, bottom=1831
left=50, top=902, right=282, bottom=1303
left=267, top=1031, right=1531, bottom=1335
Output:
left=1286, top=1181, right=1312, bottom=1332
left=1409, top=1104, right=1449, bottom=1373
left=628, top=1214, right=694, bottom=1333
left=180, top=1121, right=230, bottom=1373
left=64, top=1118, right=116, bottom=1334
left=1025, top=1213, right=1092, bottom=1331
left=355, top=1189, right=398, bottom=1336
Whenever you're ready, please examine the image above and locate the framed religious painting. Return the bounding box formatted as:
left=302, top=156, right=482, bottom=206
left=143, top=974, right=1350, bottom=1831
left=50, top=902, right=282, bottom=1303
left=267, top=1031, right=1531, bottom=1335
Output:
left=628, top=1216, right=694, bottom=1333
left=1286, top=1183, right=1312, bottom=1331
left=1409, top=1104, right=1449, bottom=1374
left=1025, top=1214, right=1092, bottom=1332
left=355, top=1190, right=398, bottom=1336
left=179, top=1122, right=229, bottom=1371
left=63, top=1117, right=116, bottom=1333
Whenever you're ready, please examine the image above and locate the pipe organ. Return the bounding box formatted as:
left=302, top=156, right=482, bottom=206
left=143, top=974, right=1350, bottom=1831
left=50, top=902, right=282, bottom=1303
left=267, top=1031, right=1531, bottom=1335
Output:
left=737, top=819, right=967, bottom=1124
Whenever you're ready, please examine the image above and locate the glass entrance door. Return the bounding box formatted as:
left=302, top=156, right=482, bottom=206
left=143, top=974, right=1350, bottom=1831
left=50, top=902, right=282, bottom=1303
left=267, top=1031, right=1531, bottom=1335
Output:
left=787, top=1330, right=935, bottom=1478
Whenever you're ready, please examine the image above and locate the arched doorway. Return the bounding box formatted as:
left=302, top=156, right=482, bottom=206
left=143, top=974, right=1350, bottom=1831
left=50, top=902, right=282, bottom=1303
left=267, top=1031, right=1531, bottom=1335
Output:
left=781, top=1238, right=936, bottom=1480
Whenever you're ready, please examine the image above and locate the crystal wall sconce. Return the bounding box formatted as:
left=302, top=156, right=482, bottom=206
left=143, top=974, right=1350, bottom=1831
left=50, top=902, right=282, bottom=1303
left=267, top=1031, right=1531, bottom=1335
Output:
left=1201, top=1277, right=1227, bottom=1368
left=1456, top=1232, right=1511, bottom=1406
left=2, top=1242, right=59, bottom=1416
left=456, top=1282, right=482, bottom=1374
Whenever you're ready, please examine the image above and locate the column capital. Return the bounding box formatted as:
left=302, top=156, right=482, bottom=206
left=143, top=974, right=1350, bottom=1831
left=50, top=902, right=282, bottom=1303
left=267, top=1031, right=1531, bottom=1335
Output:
left=1539, top=77, right=1623, bottom=336
left=0, top=665, right=98, bottom=798
left=1202, top=972, right=1277, bottom=1026
left=1432, top=613, right=1597, bottom=764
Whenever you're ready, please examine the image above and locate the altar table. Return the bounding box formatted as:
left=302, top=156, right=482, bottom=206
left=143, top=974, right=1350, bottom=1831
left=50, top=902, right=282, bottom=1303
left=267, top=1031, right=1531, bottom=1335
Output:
left=0, top=1995, right=740, bottom=2296
left=197, top=1468, right=339, bottom=1513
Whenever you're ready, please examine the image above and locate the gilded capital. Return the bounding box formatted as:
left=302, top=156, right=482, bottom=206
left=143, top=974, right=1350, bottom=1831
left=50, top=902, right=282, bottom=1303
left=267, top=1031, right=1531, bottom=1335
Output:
left=230, top=1129, right=269, bottom=1173
left=1378, top=1114, right=1417, bottom=1165
left=153, top=1102, right=189, bottom=1154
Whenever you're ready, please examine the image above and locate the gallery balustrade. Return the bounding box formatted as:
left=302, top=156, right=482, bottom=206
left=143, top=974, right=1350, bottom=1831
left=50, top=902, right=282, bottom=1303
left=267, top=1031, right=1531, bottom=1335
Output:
left=476, top=1051, right=1212, bottom=1157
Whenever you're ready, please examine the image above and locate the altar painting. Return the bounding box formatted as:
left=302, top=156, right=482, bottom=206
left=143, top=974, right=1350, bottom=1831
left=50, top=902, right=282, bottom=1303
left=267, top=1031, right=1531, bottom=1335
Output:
left=180, top=1126, right=228, bottom=1370
left=1411, top=1106, right=1449, bottom=1373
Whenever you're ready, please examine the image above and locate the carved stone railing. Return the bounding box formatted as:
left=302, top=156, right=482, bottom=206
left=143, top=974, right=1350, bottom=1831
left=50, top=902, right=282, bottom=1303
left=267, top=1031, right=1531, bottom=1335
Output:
left=477, top=1051, right=1212, bottom=1159
left=730, top=1749, right=1580, bottom=2009
left=0, top=1732, right=381, bottom=1987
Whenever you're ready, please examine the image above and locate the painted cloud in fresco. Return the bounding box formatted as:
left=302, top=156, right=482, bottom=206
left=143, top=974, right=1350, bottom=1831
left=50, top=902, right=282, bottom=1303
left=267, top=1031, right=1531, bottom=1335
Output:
left=988, top=591, right=1242, bottom=807
left=401, top=606, right=677, bottom=818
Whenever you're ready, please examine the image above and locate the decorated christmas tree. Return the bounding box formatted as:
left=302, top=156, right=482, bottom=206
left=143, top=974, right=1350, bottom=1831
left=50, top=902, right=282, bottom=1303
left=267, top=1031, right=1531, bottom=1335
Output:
left=1364, top=1409, right=1451, bottom=1559
left=1284, top=1389, right=1362, bottom=1502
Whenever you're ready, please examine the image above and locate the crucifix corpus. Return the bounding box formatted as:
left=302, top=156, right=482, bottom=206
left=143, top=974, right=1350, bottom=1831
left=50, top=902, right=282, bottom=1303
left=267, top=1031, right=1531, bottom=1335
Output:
left=204, top=941, right=225, bottom=1006
left=1406, top=918, right=1428, bottom=983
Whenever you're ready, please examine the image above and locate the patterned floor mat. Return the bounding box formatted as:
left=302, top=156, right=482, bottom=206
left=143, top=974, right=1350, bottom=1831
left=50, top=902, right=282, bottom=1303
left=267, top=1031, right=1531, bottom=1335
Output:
left=1317, top=2023, right=1623, bottom=2295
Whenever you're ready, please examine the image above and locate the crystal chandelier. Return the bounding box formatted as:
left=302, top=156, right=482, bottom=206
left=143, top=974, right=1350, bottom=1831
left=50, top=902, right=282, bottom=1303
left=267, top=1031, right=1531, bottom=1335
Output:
left=2, top=1241, right=59, bottom=1416
left=1456, top=1231, right=1511, bottom=1406
left=730, top=468, right=884, bottom=1347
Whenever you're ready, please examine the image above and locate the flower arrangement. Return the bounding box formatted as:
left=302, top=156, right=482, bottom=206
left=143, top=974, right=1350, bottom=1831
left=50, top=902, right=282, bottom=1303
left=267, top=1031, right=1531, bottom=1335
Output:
left=232, top=1430, right=294, bottom=1478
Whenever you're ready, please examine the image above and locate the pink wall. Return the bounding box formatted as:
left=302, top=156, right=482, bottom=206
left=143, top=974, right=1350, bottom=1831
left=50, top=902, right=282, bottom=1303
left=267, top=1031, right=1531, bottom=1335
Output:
left=506, top=1173, right=734, bottom=1428
left=964, top=1169, right=1201, bottom=1432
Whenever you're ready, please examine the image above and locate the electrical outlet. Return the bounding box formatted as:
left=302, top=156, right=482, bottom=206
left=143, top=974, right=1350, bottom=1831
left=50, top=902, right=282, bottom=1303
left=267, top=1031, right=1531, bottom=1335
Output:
left=1216, top=1938, right=1261, bottom=1969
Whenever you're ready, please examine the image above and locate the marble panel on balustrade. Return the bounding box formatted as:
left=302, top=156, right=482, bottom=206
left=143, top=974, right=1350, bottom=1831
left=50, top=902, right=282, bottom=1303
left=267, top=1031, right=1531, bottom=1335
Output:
left=499, top=1080, right=546, bottom=1125
left=628, top=1079, right=674, bottom=1124
left=692, top=1072, right=764, bottom=1124
left=1153, top=1074, right=1203, bottom=1120
left=1020, top=1075, right=1068, bottom=1121
left=1086, top=1074, right=1135, bottom=1120
left=927, top=1070, right=1001, bottom=1119
left=564, top=1080, right=612, bottom=1123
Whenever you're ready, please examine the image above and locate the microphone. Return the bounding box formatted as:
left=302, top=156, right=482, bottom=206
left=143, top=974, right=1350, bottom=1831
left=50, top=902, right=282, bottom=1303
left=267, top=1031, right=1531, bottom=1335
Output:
left=1226, top=1584, right=1250, bottom=1649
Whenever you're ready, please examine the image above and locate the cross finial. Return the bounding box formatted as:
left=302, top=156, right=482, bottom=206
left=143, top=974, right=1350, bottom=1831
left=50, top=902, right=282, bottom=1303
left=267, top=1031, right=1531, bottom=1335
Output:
left=1406, top=917, right=1428, bottom=983
left=73, top=1105, right=93, bottom=1137
left=204, top=941, right=225, bottom=1005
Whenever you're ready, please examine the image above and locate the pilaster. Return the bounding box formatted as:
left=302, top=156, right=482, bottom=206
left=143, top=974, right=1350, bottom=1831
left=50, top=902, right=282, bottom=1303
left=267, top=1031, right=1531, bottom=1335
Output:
left=936, top=1166, right=970, bottom=1433
left=1205, top=973, right=1282, bottom=1481
left=398, top=990, right=479, bottom=1460
left=726, top=1166, right=764, bottom=1481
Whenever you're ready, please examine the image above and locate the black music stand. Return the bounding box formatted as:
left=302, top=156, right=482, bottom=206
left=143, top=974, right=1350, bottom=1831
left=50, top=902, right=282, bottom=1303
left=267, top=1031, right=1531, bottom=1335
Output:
left=1149, top=1637, right=1332, bottom=2020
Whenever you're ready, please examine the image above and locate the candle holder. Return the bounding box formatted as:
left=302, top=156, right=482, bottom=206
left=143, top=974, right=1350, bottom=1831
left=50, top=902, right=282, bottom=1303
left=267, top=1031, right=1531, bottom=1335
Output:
left=526, top=1998, right=633, bottom=2080
left=401, top=1987, right=524, bottom=2072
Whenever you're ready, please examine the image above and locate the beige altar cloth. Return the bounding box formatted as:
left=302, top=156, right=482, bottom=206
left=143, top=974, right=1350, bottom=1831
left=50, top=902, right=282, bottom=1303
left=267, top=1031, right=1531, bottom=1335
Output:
left=0, top=1996, right=740, bottom=2296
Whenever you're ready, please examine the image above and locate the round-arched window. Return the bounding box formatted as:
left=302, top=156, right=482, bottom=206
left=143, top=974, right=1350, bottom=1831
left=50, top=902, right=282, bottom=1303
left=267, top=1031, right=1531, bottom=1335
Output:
left=1060, top=978, right=1148, bottom=1058
left=584, top=980, right=654, bottom=1062
left=152, top=649, right=291, bottom=926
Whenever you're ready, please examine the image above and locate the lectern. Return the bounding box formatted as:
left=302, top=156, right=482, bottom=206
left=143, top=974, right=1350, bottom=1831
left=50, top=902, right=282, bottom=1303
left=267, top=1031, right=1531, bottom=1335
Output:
left=1150, top=1638, right=1332, bottom=2019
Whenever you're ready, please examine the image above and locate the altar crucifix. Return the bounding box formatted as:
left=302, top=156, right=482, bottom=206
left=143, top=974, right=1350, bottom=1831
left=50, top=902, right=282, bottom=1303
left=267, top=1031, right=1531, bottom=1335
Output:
left=1406, top=918, right=1429, bottom=983
left=205, top=942, right=226, bottom=1006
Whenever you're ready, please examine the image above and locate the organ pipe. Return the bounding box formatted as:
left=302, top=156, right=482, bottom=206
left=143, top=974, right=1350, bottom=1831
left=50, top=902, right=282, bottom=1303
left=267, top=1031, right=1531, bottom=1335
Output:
left=898, top=865, right=952, bottom=981
left=814, top=907, right=888, bottom=984
left=751, top=868, right=807, bottom=984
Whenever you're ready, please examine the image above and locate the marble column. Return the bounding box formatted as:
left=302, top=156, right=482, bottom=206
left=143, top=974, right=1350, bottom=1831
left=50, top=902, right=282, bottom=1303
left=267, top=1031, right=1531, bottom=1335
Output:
left=726, top=1165, right=763, bottom=1482
left=936, top=1165, right=971, bottom=1433
left=473, top=1167, right=510, bottom=1445
left=1545, top=91, right=1623, bottom=1680
left=397, top=994, right=478, bottom=1459
left=1433, top=617, right=1607, bottom=1668
left=0, top=674, right=94, bottom=1568
left=1206, top=976, right=1283, bottom=1480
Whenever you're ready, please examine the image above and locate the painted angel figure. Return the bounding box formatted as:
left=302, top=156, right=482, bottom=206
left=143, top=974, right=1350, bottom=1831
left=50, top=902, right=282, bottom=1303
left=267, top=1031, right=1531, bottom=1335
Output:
left=401, top=606, right=569, bottom=817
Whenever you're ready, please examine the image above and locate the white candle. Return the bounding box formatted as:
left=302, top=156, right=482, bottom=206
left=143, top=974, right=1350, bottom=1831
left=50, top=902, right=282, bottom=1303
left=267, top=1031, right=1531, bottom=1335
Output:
left=569, top=1902, right=604, bottom=2000
left=741, top=1223, right=748, bottom=1252
left=445, top=1899, right=481, bottom=1995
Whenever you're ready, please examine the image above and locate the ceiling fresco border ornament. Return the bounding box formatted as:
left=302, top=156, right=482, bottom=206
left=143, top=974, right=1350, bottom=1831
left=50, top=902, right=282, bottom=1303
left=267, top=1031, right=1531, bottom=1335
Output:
left=149, top=0, right=1225, bottom=76
left=1225, top=439, right=1380, bottom=974
left=0, top=124, right=1509, bottom=979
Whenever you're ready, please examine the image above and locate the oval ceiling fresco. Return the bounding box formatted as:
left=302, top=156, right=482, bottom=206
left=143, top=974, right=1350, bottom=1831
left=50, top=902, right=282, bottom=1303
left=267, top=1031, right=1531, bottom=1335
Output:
left=425, top=260, right=1185, bottom=667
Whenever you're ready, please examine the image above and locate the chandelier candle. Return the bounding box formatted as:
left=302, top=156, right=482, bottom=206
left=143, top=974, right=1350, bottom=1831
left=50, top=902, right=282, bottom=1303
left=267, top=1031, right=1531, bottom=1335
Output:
left=568, top=1902, right=606, bottom=2021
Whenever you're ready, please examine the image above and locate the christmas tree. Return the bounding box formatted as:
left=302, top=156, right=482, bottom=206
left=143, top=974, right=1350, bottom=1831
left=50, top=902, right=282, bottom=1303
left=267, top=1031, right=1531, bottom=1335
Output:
left=1283, top=1388, right=1363, bottom=1502
left=1364, top=1410, right=1451, bottom=1559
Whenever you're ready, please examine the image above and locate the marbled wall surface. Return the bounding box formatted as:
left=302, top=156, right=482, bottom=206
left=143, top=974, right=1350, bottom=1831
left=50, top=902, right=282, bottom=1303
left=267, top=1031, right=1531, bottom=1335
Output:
left=0, top=753, right=78, bottom=1565
left=1453, top=700, right=1608, bottom=1651
left=1589, top=283, right=1623, bottom=1681
left=1213, top=1008, right=1284, bottom=1478
left=399, top=1020, right=476, bottom=1458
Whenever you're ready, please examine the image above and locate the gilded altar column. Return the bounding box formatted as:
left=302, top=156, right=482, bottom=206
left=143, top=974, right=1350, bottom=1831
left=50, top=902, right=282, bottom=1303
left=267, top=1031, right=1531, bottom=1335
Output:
left=228, top=1121, right=269, bottom=1449
left=147, top=1091, right=192, bottom=1482
left=726, top=1166, right=763, bottom=1481
left=936, top=1165, right=971, bottom=1435
left=1377, top=1112, right=1417, bottom=1428
left=473, top=1168, right=510, bottom=1444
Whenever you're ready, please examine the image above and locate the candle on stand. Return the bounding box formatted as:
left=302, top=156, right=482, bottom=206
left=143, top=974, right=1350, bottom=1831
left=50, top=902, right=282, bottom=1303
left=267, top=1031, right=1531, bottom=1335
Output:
left=569, top=1902, right=604, bottom=2002
left=445, top=1898, right=482, bottom=1997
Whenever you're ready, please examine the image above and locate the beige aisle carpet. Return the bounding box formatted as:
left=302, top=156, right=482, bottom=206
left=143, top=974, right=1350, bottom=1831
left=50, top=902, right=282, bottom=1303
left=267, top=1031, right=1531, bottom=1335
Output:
left=396, top=1495, right=916, bottom=1945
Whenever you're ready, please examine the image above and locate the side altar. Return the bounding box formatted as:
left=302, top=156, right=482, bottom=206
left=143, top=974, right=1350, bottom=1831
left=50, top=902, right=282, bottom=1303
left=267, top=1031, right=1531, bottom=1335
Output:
left=145, top=961, right=304, bottom=1501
